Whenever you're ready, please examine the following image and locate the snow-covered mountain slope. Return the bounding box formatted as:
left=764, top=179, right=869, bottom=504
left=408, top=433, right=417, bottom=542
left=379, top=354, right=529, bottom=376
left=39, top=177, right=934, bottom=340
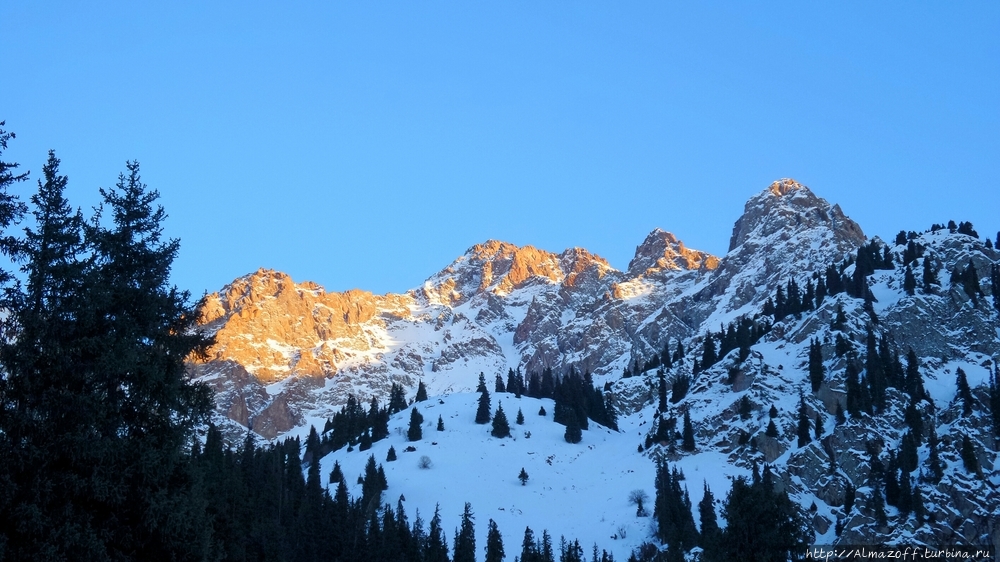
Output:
left=188, top=179, right=861, bottom=440
left=188, top=178, right=1000, bottom=550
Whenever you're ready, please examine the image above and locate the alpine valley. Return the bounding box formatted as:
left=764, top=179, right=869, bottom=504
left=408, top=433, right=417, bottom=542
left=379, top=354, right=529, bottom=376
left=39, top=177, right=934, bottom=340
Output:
left=187, top=180, right=1000, bottom=558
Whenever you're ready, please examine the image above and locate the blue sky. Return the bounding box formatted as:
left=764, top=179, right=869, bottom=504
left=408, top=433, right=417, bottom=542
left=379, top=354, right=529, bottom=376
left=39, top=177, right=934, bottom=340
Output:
left=2, top=3, right=998, bottom=297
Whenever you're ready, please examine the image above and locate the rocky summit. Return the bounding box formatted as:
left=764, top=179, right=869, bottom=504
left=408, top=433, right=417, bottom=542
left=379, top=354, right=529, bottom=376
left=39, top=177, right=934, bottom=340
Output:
left=187, top=179, right=1000, bottom=548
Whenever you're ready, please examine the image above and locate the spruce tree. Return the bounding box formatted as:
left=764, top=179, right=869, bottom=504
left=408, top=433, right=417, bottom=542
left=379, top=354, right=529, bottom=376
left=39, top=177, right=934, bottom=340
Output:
left=437, top=415, right=445, bottom=431
left=960, top=433, right=980, bottom=474
left=564, top=410, right=583, bottom=444
left=485, top=519, right=505, bottom=562
left=808, top=338, right=825, bottom=392
left=0, top=157, right=216, bottom=560
left=956, top=367, right=974, bottom=416
left=491, top=403, right=511, bottom=438
left=796, top=397, right=811, bottom=448
left=516, top=408, right=525, bottom=425
left=681, top=410, right=695, bottom=452
left=408, top=407, right=424, bottom=441
left=426, top=504, right=450, bottom=562
left=698, top=482, right=721, bottom=561
left=766, top=419, right=779, bottom=438
left=519, top=467, right=529, bottom=486
left=476, top=388, right=492, bottom=424
left=903, top=265, right=917, bottom=296
left=416, top=380, right=428, bottom=402
left=453, top=503, right=476, bottom=562
left=495, top=373, right=506, bottom=393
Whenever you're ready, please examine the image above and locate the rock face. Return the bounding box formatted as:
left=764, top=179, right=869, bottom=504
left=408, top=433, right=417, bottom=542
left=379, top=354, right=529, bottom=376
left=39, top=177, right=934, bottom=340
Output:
left=187, top=177, right=1000, bottom=546
left=188, top=179, right=865, bottom=438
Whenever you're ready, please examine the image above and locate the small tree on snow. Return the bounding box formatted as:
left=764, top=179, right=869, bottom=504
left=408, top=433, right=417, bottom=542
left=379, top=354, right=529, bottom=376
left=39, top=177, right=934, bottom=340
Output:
left=518, top=467, right=529, bottom=486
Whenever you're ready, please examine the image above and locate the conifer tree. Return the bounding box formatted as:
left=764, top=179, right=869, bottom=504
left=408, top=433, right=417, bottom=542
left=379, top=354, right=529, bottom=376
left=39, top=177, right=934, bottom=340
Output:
left=477, top=372, right=488, bottom=393
left=485, top=519, right=505, bottom=562
left=476, top=388, right=492, bottom=424
left=956, top=367, right=974, bottom=416
left=738, top=395, right=752, bottom=420
left=871, top=481, right=888, bottom=527
left=960, top=433, right=980, bottom=474
left=516, top=408, right=525, bottom=425
left=416, top=380, right=429, bottom=402
left=766, top=419, right=779, bottom=438
left=808, top=338, right=825, bottom=392
left=408, top=407, right=424, bottom=441
left=844, top=481, right=855, bottom=514
left=387, top=446, right=397, bottom=462
left=903, top=265, right=917, bottom=296
left=388, top=383, right=408, bottom=414
left=990, top=366, right=1000, bottom=437
left=519, top=467, right=529, bottom=486
left=681, top=410, right=695, bottom=452
left=437, top=415, right=445, bottom=431
left=925, top=424, right=944, bottom=484
left=796, top=397, right=812, bottom=448
left=426, top=504, right=450, bottom=562
left=564, top=409, right=583, bottom=444
left=922, top=256, right=936, bottom=293
left=491, top=403, right=511, bottom=438
left=495, top=373, right=506, bottom=393
left=698, top=482, right=721, bottom=560
left=453, top=503, right=476, bottom=562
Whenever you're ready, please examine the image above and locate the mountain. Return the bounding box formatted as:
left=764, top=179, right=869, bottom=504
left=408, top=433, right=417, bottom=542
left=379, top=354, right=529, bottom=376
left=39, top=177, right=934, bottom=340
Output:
left=186, top=179, right=1000, bottom=553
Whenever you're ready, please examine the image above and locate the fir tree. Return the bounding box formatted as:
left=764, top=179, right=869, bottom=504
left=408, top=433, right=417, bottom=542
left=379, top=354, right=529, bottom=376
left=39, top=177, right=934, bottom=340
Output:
left=408, top=407, right=424, bottom=441
left=698, top=482, right=721, bottom=561
left=769, top=404, right=778, bottom=418
left=956, top=367, right=974, bottom=416
left=388, top=383, right=408, bottom=414
left=476, top=388, right=492, bottom=424
left=922, top=256, right=936, bottom=293
left=495, top=373, right=506, bottom=393
left=903, top=264, right=917, bottom=296
left=766, top=419, right=779, bottom=438
left=491, top=403, right=511, bottom=438
left=796, top=397, right=812, bottom=448
left=738, top=395, right=752, bottom=420
left=716, top=474, right=810, bottom=562
left=387, top=446, right=397, bottom=462
left=516, top=408, right=525, bottom=425
left=960, top=433, right=980, bottom=474
left=426, top=504, right=450, bottom=562
left=416, top=380, right=428, bottom=402
left=808, top=338, right=825, bottom=392
left=485, top=519, right=505, bottom=562
left=564, top=410, right=583, bottom=444
left=519, top=467, right=529, bottom=486
left=870, top=481, right=888, bottom=527
left=990, top=366, right=1000, bottom=437
left=437, top=415, right=445, bottom=431
left=844, top=481, right=855, bottom=514
left=453, top=503, right=476, bottom=562
left=477, top=372, right=488, bottom=393
left=681, top=410, right=695, bottom=452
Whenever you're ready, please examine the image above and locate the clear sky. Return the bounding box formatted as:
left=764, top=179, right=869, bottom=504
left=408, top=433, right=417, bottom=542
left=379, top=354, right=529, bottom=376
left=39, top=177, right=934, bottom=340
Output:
left=2, top=3, right=998, bottom=297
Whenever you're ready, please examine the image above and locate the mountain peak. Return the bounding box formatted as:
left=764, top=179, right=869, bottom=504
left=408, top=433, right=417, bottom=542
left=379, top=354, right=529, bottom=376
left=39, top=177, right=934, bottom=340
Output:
left=627, top=228, right=719, bottom=277
left=767, top=177, right=807, bottom=197
left=729, top=179, right=864, bottom=253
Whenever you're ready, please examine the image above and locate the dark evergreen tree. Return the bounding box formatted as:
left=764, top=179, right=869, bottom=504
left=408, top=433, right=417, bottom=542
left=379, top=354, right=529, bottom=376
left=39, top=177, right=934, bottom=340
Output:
left=516, top=408, right=525, bottom=425
left=903, top=264, right=917, bottom=296
left=698, top=482, right=721, bottom=561
left=922, top=256, right=936, bottom=292
left=564, top=409, right=583, bottom=444
left=716, top=474, right=810, bottom=562
left=387, top=446, right=397, bottom=462
left=389, top=383, right=408, bottom=414
left=653, top=461, right=699, bottom=555
left=925, top=424, right=944, bottom=484
left=870, top=480, right=888, bottom=527
left=670, top=372, right=691, bottom=403
left=796, top=397, right=812, bottom=448
left=476, top=388, right=492, bottom=424
left=519, top=467, right=529, bottom=486
left=438, top=415, right=445, bottom=431
left=491, top=403, right=512, bottom=438
left=453, top=503, right=476, bottom=562
left=905, top=348, right=926, bottom=400
left=808, top=338, right=825, bottom=392
left=507, top=368, right=522, bottom=398
left=477, top=372, right=488, bottom=393
left=765, top=419, right=779, bottom=438
left=538, top=405, right=546, bottom=416
left=495, top=373, right=506, bottom=393
left=960, top=433, right=980, bottom=474
left=701, top=336, right=717, bottom=369
left=657, top=369, right=668, bottom=412
left=769, top=404, right=778, bottom=418
left=485, top=519, right=505, bottom=562
left=738, top=395, right=751, bottom=420
left=408, top=407, right=424, bottom=441
left=844, top=481, right=855, bottom=515
left=835, top=401, right=846, bottom=425
left=426, top=504, right=450, bottom=562
left=956, top=367, right=974, bottom=415
left=416, top=380, right=429, bottom=402
left=681, top=410, right=695, bottom=452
